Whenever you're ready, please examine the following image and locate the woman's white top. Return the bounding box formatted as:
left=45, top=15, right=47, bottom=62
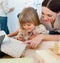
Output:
left=41, top=15, right=60, bottom=33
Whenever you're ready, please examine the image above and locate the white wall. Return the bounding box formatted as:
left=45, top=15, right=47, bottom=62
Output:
left=8, top=0, right=43, bottom=33
left=8, top=0, right=26, bottom=33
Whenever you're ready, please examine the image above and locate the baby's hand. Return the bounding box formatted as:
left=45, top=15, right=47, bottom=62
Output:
left=16, top=36, right=25, bottom=42
left=24, top=34, right=44, bottom=49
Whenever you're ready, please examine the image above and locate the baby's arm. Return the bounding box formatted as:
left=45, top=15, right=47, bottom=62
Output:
left=8, top=30, right=19, bottom=37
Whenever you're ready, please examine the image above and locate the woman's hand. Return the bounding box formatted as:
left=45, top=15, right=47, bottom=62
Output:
left=24, top=34, right=44, bottom=49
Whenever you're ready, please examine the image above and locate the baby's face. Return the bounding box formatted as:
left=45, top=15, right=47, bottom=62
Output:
left=22, top=23, right=35, bottom=32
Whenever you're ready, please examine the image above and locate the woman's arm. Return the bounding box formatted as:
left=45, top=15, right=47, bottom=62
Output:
left=43, top=34, right=60, bottom=41
left=8, top=30, right=19, bottom=37
left=25, top=34, right=60, bottom=48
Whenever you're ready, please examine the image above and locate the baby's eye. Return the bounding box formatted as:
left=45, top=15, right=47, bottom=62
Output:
left=27, top=24, right=31, bottom=26
left=26, top=23, right=31, bottom=26
left=42, top=12, right=44, bottom=15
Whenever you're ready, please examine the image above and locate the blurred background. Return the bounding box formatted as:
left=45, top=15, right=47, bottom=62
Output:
left=8, top=0, right=43, bottom=33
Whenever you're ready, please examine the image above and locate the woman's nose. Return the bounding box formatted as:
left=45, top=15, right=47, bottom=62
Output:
left=43, top=16, right=48, bottom=22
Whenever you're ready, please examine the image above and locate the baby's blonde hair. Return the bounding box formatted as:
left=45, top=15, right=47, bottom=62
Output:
left=19, top=7, right=40, bottom=35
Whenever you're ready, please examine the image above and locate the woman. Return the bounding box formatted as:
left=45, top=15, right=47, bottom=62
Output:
left=41, top=0, right=60, bottom=34
left=25, top=0, right=60, bottom=49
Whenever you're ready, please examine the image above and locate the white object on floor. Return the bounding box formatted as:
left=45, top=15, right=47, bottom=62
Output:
left=1, top=37, right=27, bottom=58
left=0, top=31, right=27, bottom=58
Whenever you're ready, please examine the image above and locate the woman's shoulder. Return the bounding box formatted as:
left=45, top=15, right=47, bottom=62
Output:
left=54, top=15, right=60, bottom=30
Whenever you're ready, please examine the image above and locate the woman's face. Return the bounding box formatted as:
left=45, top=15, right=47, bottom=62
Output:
left=42, top=7, right=57, bottom=23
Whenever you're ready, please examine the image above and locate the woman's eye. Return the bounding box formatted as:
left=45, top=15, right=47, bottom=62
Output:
left=47, top=14, right=52, bottom=17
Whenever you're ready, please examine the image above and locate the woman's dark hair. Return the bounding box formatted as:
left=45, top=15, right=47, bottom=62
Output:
left=42, top=0, right=60, bottom=13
